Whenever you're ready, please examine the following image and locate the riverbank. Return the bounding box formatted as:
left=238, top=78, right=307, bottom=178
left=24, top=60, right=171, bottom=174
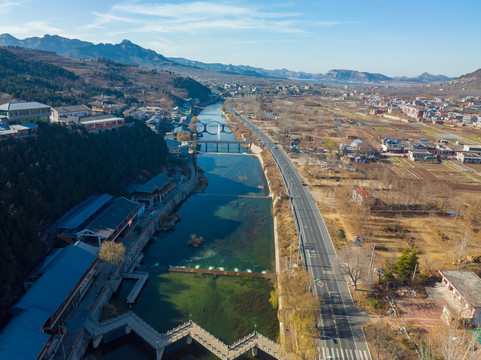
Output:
left=223, top=103, right=321, bottom=359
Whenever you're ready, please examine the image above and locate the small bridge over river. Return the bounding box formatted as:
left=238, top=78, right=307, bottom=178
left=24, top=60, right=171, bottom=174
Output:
left=85, top=311, right=280, bottom=360
left=197, top=121, right=235, bottom=134
left=197, top=139, right=252, bottom=153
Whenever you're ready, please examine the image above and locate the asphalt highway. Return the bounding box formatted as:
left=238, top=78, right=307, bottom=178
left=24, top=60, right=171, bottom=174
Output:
left=228, top=104, right=372, bottom=360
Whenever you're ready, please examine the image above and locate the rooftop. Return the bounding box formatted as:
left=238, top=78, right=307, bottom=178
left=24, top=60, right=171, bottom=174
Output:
left=439, top=270, right=481, bottom=308
left=0, top=307, right=51, bottom=360
left=12, top=242, right=98, bottom=314
left=127, top=173, right=171, bottom=194
left=52, top=104, right=90, bottom=114
left=81, top=197, right=139, bottom=239
left=9, top=123, right=38, bottom=131
left=57, top=194, right=113, bottom=230
left=79, top=115, right=124, bottom=125
left=0, top=102, right=50, bottom=111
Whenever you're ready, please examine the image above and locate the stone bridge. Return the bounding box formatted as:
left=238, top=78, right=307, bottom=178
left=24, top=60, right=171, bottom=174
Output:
left=84, top=311, right=280, bottom=360
left=197, top=120, right=235, bottom=134
left=196, top=139, right=252, bottom=153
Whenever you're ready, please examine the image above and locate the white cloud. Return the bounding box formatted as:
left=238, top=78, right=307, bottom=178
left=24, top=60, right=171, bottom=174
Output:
left=84, top=1, right=305, bottom=35
left=84, top=11, right=137, bottom=30
left=0, top=0, right=25, bottom=8
left=0, top=21, right=61, bottom=37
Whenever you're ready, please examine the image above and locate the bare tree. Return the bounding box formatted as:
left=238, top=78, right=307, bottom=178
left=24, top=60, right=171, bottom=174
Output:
left=435, top=323, right=481, bottom=360
left=457, top=227, right=470, bottom=270
left=337, top=245, right=368, bottom=290
left=99, top=241, right=125, bottom=267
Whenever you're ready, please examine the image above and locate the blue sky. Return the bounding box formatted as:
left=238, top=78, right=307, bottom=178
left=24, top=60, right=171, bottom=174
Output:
left=1, top=0, right=480, bottom=77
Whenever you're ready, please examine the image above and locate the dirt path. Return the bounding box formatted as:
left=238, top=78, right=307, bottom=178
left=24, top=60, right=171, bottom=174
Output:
left=398, top=217, right=453, bottom=268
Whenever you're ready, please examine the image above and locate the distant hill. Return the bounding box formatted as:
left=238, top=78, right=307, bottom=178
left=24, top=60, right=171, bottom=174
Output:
left=323, top=69, right=392, bottom=83
left=455, top=68, right=481, bottom=86
left=63, top=39, right=175, bottom=68
left=0, top=34, right=459, bottom=85
left=394, top=72, right=454, bottom=83
left=0, top=34, right=263, bottom=80
left=0, top=33, right=92, bottom=54
left=169, top=57, right=324, bottom=80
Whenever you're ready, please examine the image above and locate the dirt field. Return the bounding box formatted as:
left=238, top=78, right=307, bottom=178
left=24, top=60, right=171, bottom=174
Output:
left=370, top=298, right=446, bottom=328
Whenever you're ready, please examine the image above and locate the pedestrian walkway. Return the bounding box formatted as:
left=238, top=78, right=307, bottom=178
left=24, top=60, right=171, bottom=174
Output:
left=122, top=271, right=149, bottom=304
left=84, top=311, right=280, bottom=360
left=319, top=346, right=371, bottom=360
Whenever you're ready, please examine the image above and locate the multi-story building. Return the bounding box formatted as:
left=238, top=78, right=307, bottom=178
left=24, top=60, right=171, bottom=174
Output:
left=50, top=105, right=91, bottom=124
left=0, top=102, right=51, bottom=124
left=78, top=115, right=125, bottom=133
left=457, top=152, right=481, bottom=164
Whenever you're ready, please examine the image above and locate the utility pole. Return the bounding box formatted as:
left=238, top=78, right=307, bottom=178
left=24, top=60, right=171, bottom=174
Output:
left=332, top=184, right=338, bottom=208
left=367, top=244, right=376, bottom=286
left=411, top=263, right=418, bottom=284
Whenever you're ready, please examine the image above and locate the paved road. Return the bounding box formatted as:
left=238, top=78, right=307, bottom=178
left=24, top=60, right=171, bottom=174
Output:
left=227, top=104, right=372, bottom=360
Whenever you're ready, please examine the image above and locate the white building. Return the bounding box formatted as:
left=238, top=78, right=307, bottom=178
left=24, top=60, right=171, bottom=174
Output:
left=0, top=102, right=51, bottom=124
left=50, top=105, right=91, bottom=124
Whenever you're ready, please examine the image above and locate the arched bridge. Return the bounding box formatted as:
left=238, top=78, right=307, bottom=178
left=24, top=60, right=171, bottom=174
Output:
left=197, top=121, right=235, bottom=134
left=84, top=311, right=280, bottom=360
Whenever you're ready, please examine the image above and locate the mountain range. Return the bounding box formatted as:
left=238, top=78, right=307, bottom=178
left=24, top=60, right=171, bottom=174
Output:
left=0, top=33, right=458, bottom=84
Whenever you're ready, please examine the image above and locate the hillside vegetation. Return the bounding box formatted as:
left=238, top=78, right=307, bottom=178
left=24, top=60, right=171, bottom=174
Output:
left=0, top=47, right=212, bottom=107
left=0, top=122, right=168, bottom=324
left=0, top=48, right=123, bottom=106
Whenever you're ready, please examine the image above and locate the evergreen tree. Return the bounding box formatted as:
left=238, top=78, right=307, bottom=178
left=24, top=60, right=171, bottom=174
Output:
left=393, top=247, right=419, bottom=284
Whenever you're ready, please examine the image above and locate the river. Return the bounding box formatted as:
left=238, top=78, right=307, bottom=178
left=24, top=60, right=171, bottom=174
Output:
left=87, top=104, right=278, bottom=359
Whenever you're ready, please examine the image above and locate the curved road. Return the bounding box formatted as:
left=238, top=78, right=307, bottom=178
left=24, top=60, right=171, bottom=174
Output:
left=227, top=104, right=371, bottom=360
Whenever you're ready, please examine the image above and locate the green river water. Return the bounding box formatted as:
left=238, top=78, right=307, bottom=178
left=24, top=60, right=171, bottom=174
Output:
left=87, top=105, right=278, bottom=359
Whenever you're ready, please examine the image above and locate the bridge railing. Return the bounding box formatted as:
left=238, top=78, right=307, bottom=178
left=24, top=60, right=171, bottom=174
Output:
left=162, top=320, right=192, bottom=338
left=84, top=311, right=281, bottom=359
left=228, top=332, right=256, bottom=350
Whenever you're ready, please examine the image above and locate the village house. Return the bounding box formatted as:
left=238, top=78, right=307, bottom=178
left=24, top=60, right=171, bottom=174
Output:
left=457, top=151, right=481, bottom=164
left=352, top=187, right=377, bottom=206
left=126, top=173, right=177, bottom=207
left=166, top=138, right=189, bottom=158
left=381, top=138, right=403, bottom=152
left=350, top=139, right=375, bottom=155
left=407, top=149, right=436, bottom=162
left=438, top=270, right=481, bottom=326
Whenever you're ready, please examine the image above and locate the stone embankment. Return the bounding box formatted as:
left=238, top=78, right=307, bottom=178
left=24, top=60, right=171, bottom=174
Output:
left=222, top=106, right=289, bottom=352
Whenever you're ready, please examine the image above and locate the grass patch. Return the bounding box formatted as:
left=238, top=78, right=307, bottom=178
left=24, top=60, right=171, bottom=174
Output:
left=466, top=136, right=481, bottom=143
left=391, top=157, right=403, bottom=166
left=134, top=272, right=279, bottom=344
left=373, top=126, right=387, bottom=131
left=421, top=127, right=438, bottom=134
